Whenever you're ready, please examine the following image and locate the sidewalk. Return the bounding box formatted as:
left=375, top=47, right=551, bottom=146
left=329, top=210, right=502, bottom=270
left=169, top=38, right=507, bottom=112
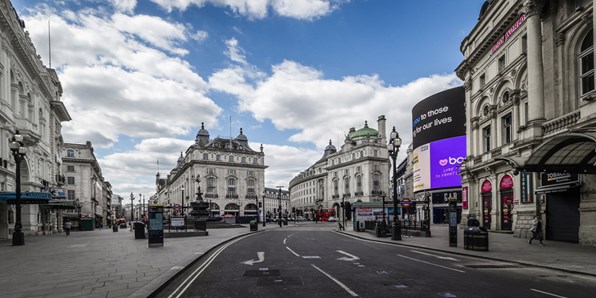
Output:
left=0, top=224, right=276, bottom=298
left=338, top=223, right=596, bottom=277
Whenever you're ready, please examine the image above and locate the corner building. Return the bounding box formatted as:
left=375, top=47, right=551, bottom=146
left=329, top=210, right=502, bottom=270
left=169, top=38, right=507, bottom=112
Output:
left=155, top=124, right=267, bottom=219
left=289, top=116, right=390, bottom=218
left=456, top=0, right=596, bottom=245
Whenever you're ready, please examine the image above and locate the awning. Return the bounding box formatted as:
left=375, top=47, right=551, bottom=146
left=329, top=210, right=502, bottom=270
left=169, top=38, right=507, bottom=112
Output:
left=495, top=129, right=596, bottom=174
left=535, top=182, right=581, bottom=195
left=47, top=199, right=77, bottom=209
left=0, top=192, right=52, bottom=204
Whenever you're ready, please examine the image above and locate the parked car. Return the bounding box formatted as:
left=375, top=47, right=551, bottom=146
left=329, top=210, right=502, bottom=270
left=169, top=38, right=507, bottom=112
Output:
left=327, top=216, right=337, bottom=222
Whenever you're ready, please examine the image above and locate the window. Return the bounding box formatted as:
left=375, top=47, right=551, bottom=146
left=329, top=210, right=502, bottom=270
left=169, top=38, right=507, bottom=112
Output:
left=67, top=177, right=75, bottom=185
left=241, top=157, right=246, bottom=163
left=203, top=153, right=208, bottom=160
left=579, top=30, right=594, bottom=96
left=207, top=177, right=216, bottom=195
left=343, top=178, right=350, bottom=195
left=253, top=158, right=258, bottom=165
left=373, top=150, right=378, bottom=157
left=372, top=175, right=381, bottom=193
left=498, top=55, right=505, bottom=72
left=66, top=149, right=75, bottom=157
left=333, top=180, right=339, bottom=196
left=247, top=179, right=256, bottom=197
left=483, top=125, right=492, bottom=152
left=67, top=190, right=75, bottom=200
left=216, top=154, right=221, bottom=161
left=356, top=176, right=363, bottom=194
left=67, top=165, right=75, bottom=172
left=227, top=178, right=236, bottom=197
left=502, top=113, right=512, bottom=144
left=229, top=156, right=234, bottom=162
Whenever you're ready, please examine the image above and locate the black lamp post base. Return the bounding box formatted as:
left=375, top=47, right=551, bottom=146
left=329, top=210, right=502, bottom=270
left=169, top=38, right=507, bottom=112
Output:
left=391, top=222, right=402, bottom=241
left=12, top=231, right=25, bottom=246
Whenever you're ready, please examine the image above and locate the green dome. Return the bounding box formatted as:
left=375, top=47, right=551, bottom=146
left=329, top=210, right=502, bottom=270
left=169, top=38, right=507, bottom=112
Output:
left=350, top=121, right=378, bottom=139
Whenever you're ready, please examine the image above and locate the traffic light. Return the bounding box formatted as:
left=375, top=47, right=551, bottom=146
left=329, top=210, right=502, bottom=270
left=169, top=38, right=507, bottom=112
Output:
left=258, top=202, right=262, bottom=208
left=292, top=207, right=296, bottom=214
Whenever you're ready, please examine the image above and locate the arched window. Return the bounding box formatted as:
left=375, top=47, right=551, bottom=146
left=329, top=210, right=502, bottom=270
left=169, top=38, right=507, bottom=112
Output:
left=343, top=177, right=350, bottom=195
left=207, top=177, right=216, bottom=197
left=356, top=175, right=363, bottom=195
left=247, top=179, right=256, bottom=197
left=229, top=155, right=234, bottom=162
left=579, top=30, right=594, bottom=96
left=66, top=149, right=75, bottom=157
left=203, top=153, right=208, bottom=160
left=372, top=174, right=381, bottom=194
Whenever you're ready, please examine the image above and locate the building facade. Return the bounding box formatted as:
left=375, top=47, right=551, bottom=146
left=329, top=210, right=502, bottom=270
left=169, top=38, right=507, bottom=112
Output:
left=62, top=142, right=110, bottom=228
left=263, top=187, right=290, bottom=221
left=289, top=116, right=391, bottom=218
left=456, top=0, right=596, bottom=244
left=155, top=124, right=268, bottom=219
left=0, top=0, right=72, bottom=239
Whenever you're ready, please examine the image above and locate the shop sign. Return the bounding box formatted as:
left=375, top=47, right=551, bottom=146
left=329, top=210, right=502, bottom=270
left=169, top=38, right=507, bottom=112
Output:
left=481, top=180, right=492, bottom=193
left=520, top=172, right=533, bottom=203
left=500, top=175, right=514, bottom=189
left=540, top=173, right=579, bottom=186
left=491, top=14, right=527, bottom=54
left=431, top=191, right=462, bottom=204
left=462, top=186, right=468, bottom=209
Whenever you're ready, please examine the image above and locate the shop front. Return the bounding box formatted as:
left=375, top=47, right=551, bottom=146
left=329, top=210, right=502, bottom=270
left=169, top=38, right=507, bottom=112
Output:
left=536, top=173, right=581, bottom=243
left=481, top=180, right=492, bottom=229
left=500, top=175, right=514, bottom=231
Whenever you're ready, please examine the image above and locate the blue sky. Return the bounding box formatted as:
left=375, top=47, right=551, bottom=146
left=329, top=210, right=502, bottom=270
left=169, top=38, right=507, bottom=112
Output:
left=12, top=0, right=482, bottom=198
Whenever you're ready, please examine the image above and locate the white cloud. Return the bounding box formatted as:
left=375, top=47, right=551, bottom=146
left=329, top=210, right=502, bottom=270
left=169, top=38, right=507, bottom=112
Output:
left=224, top=37, right=247, bottom=65
left=249, top=143, right=321, bottom=188
left=150, top=0, right=345, bottom=20
left=190, top=30, right=209, bottom=41
left=110, top=0, right=137, bottom=14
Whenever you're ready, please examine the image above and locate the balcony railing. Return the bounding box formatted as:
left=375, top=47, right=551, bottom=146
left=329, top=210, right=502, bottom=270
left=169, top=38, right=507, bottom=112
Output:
left=355, top=191, right=364, bottom=197
left=205, top=193, right=218, bottom=198
left=332, top=195, right=340, bottom=200
left=245, top=195, right=258, bottom=200
left=226, top=194, right=239, bottom=199
left=371, top=190, right=383, bottom=196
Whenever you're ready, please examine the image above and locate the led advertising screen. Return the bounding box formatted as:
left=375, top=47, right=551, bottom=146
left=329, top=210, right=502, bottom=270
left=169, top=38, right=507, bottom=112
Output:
left=412, top=87, right=466, bottom=192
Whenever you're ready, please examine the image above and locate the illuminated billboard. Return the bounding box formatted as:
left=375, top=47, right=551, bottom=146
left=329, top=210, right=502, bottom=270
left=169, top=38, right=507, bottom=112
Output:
left=412, top=87, right=466, bottom=192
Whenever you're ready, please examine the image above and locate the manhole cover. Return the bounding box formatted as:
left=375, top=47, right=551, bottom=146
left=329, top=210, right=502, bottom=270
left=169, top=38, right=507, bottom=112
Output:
left=243, top=269, right=281, bottom=277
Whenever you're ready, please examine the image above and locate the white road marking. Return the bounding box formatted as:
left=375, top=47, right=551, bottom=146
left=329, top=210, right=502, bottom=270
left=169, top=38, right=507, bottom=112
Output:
left=302, top=256, right=321, bottom=259
left=530, top=289, right=568, bottom=298
left=311, top=264, right=358, bottom=297
left=286, top=246, right=301, bottom=257
left=68, top=244, right=88, bottom=248
left=396, top=254, right=465, bottom=273
left=336, top=250, right=360, bottom=261
left=411, top=250, right=460, bottom=261
left=283, top=238, right=287, bottom=245
left=241, top=252, right=265, bottom=265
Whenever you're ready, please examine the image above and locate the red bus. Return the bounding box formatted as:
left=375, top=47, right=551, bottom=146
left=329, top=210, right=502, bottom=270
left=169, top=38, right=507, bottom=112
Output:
left=315, top=208, right=336, bottom=221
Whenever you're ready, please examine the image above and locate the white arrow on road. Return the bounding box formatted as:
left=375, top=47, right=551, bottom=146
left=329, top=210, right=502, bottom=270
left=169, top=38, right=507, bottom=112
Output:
left=241, top=252, right=265, bottom=265
left=336, top=250, right=360, bottom=261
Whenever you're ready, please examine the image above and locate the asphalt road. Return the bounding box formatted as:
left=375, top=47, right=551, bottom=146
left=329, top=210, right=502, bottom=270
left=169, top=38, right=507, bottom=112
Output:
left=155, top=224, right=596, bottom=298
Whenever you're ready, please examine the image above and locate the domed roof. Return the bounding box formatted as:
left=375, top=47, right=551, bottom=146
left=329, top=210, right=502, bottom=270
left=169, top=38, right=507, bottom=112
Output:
left=324, top=140, right=336, bottom=151
left=350, top=121, right=378, bottom=139
left=197, top=122, right=209, bottom=136
left=236, top=128, right=247, bottom=141
left=177, top=152, right=184, bottom=163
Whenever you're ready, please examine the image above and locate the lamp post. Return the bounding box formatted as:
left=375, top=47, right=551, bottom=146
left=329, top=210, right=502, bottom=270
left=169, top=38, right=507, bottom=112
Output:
left=381, top=192, right=386, bottom=225
left=74, top=199, right=83, bottom=231
left=262, top=193, right=266, bottom=227
left=130, top=192, right=135, bottom=223
left=9, top=130, right=26, bottom=246
left=139, top=193, right=144, bottom=222
left=181, top=184, right=185, bottom=216
left=388, top=126, right=402, bottom=241
left=277, top=186, right=283, bottom=227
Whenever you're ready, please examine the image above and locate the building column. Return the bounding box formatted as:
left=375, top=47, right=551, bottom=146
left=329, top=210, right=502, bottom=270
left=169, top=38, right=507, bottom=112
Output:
left=524, top=0, right=545, bottom=122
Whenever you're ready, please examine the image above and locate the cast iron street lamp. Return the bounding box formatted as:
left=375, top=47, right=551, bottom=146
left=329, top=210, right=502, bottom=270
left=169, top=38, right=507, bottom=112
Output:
left=381, top=192, right=386, bottom=226
left=74, top=199, right=83, bottom=231
left=262, top=193, right=266, bottom=227
left=181, top=184, right=185, bottom=216
left=9, top=130, right=26, bottom=246
left=388, top=126, right=402, bottom=241
left=130, top=192, right=135, bottom=223
left=277, top=186, right=283, bottom=227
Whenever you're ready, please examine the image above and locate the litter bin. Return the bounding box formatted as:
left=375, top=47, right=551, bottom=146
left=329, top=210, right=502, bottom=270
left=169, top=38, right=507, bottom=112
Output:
left=464, top=226, right=488, bottom=251
left=250, top=220, right=258, bottom=231
left=112, top=225, right=118, bottom=232
left=133, top=222, right=146, bottom=239
left=375, top=222, right=386, bottom=238
left=283, top=218, right=288, bottom=226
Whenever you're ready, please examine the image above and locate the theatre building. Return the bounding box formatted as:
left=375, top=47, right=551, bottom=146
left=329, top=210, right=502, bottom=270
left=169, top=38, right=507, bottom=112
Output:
left=456, top=0, right=596, bottom=245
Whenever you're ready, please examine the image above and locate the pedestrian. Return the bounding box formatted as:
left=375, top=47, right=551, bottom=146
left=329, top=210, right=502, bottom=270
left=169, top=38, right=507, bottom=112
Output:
left=64, top=220, right=72, bottom=236
left=529, top=216, right=544, bottom=246
left=99, top=222, right=103, bottom=230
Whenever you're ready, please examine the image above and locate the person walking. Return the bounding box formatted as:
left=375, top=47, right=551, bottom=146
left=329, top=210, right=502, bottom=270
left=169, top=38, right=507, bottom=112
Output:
left=529, top=216, right=544, bottom=246
left=64, top=220, right=72, bottom=236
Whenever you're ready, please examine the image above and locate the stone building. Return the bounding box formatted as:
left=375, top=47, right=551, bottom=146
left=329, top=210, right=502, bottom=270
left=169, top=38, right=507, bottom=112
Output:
left=456, top=0, right=596, bottom=244
left=155, top=124, right=268, bottom=219
left=0, top=0, right=72, bottom=239
left=62, top=142, right=111, bottom=228
left=289, top=116, right=391, bottom=219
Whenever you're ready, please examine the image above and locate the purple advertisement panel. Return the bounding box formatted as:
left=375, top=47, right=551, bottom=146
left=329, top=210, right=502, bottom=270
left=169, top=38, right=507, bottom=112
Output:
left=429, top=135, right=466, bottom=189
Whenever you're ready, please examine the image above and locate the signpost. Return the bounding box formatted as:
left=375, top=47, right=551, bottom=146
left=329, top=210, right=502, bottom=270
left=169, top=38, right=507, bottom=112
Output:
left=148, top=204, right=164, bottom=247
left=448, top=197, right=457, bottom=247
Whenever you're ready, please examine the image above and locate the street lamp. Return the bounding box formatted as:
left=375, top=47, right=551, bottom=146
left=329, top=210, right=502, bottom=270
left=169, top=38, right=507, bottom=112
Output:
left=9, top=130, right=26, bottom=246
left=381, top=192, right=386, bottom=226
left=130, top=192, right=135, bottom=223
left=262, top=192, right=266, bottom=227
left=387, top=126, right=402, bottom=241
left=139, top=193, right=144, bottom=221
left=181, top=184, right=185, bottom=216
left=74, top=199, right=83, bottom=231
left=277, top=186, right=283, bottom=227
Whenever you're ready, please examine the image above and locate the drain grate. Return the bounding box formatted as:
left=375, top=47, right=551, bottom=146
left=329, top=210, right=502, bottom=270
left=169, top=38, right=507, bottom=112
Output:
left=243, top=269, right=281, bottom=277
left=465, top=264, right=519, bottom=269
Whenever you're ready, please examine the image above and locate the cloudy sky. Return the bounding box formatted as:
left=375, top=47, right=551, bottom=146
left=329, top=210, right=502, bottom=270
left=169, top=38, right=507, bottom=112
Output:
left=13, top=0, right=481, bottom=198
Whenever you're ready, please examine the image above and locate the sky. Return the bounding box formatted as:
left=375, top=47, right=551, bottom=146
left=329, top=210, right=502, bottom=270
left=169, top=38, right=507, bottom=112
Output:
left=12, top=0, right=483, bottom=199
